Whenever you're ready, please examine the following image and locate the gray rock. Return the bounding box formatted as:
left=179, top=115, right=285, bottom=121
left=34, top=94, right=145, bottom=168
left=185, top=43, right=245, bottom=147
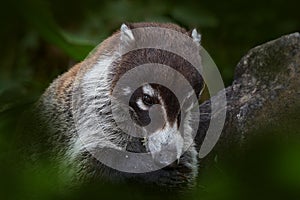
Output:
left=196, top=33, right=300, bottom=151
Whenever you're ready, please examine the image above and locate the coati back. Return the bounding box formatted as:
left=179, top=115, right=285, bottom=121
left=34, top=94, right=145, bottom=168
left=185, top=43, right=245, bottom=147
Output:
left=35, top=22, right=204, bottom=188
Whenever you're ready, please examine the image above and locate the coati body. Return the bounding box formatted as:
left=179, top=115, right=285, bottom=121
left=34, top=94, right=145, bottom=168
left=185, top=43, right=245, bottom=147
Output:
left=36, top=22, right=204, bottom=188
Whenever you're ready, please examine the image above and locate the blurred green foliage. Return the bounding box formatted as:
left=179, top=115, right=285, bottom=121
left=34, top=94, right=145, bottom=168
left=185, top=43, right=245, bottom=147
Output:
left=0, top=0, right=300, bottom=199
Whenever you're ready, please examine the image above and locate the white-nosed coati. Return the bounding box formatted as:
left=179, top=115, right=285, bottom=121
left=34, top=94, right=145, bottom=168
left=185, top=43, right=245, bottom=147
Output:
left=33, top=22, right=204, bottom=188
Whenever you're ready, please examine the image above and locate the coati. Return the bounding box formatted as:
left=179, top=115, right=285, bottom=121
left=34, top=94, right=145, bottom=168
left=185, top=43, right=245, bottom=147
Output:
left=35, top=22, right=205, bottom=188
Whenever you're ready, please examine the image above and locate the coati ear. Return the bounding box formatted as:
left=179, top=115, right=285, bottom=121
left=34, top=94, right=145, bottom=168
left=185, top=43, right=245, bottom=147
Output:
left=120, top=23, right=135, bottom=44
left=191, top=28, right=201, bottom=46
left=119, top=23, right=135, bottom=53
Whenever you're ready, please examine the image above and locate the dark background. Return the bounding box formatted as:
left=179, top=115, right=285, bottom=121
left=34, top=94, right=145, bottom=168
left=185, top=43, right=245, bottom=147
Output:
left=0, top=0, right=300, bottom=199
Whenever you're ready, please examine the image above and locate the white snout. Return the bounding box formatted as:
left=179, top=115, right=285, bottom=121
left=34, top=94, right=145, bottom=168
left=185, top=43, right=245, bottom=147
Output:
left=147, top=125, right=184, bottom=167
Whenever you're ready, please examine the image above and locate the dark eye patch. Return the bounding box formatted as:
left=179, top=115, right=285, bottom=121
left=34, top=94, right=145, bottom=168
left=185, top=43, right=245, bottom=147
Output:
left=128, top=86, right=154, bottom=127
left=142, top=94, right=154, bottom=106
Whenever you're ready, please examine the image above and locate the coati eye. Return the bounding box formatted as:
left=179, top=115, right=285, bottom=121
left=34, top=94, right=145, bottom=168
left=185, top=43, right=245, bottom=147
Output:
left=142, top=94, right=154, bottom=106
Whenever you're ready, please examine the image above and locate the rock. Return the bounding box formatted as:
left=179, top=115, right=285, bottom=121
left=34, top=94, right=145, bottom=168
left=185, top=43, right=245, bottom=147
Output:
left=196, top=33, right=300, bottom=152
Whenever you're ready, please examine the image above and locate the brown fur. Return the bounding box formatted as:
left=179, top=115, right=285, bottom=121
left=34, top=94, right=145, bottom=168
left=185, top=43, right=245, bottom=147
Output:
left=37, top=22, right=202, bottom=188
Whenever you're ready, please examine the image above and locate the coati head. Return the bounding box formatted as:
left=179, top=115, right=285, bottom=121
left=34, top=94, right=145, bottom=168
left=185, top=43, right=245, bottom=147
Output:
left=68, top=22, right=204, bottom=188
